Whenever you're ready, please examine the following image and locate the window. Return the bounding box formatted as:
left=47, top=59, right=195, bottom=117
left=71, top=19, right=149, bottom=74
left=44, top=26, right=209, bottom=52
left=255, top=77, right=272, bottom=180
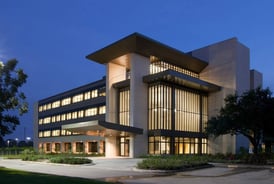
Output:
left=52, top=129, right=60, bottom=136
left=148, top=136, right=170, bottom=154
left=54, top=143, right=61, bottom=152
left=39, top=119, right=43, bottom=125
left=44, top=117, right=51, bottom=124
left=61, top=114, right=66, bottom=121
left=43, top=131, right=51, bottom=137
left=88, top=142, right=98, bottom=153
left=148, top=85, right=172, bottom=130
left=150, top=56, right=199, bottom=78
left=99, top=106, right=106, bottom=115
left=78, top=110, right=84, bottom=118
left=72, top=112, right=78, bottom=119
left=91, top=89, right=98, bottom=98
left=85, top=108, right=97, bottom=117
left=66, top=112, right=72, bottom=120
left=76, top=142, right=84, bottom=152
left=72, top=94, right=83, bottom=103
left=62, top=97, right=71, bottom=106
left=84, top=91, right=91, bottom=100
left=52, top=101, right=60, bottom=108
left=119, top=89, right=130, bottom=126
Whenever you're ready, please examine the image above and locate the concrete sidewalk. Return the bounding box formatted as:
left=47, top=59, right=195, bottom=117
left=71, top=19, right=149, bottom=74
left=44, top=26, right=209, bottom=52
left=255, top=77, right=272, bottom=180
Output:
left=1, top=157, right=274, bottom=184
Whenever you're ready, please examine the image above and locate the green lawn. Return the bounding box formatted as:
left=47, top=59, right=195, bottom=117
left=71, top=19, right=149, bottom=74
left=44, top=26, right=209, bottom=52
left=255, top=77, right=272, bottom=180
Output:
left=0, top=167, right=112, bottom=184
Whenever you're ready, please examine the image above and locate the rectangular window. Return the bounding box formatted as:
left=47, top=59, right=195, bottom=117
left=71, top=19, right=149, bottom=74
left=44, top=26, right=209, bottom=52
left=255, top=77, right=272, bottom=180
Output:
left=61, top=97, right=71, bottom=106
left=99, top=106, right=106, bottom=115
left=148, top=85, right=172, bottom=130
left=78, top=110, right=84, bottom=118
left=43, top=130, right=51, bottom=137
left=88, top=142, right=98, bottom=153
left=52, top=101, right=60, bottom=108
left=119, top=89, right=130, bottom=126
left=72, top=111, right=78, bottom=119
left=72, top=94, right=83, bottom=103
left=85, top=108, right=97, bottom=117
left=84, top=91, right=91, bottom=100
left=66, top=112, right=72, bottom=120
left=76, top=142, right=84, bottom=152
left=52, top=129, right=60, bottom=136
left=91, top=89, right=98, bottom=98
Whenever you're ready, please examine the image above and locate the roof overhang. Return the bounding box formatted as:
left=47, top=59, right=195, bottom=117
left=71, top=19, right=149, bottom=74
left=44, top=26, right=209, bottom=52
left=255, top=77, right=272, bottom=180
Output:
left=62, top=120, right=143, bottom=137
left=143, top=70, right=221, bottom=92
left=86, top=33, right=208, bottom=73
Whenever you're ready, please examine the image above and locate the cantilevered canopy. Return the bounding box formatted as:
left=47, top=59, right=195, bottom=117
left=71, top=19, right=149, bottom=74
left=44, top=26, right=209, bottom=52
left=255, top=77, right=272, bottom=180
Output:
left=62, top=120, right=143, bottom=137
left=143, top=70, right=221, bottom=92
left=86, top=33, right=208, bottom=73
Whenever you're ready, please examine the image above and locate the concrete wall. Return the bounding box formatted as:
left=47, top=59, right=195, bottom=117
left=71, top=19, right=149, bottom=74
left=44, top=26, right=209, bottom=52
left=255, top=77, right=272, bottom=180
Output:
left=250, top=69, right=263, bottom=89
left=129, top=53, right=150, bottom=157
left=191, top=38, right=251, bottom=154
left=106, top=62, right=126, bottom=123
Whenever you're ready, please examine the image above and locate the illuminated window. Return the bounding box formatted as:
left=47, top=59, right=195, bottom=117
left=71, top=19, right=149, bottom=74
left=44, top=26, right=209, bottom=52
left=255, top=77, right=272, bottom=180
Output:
left=61, top=114, right=66, bottom=121
left=52, top=101, right=60, bottom=108
left=47, top=103, right=51, bottom=110
left=148, top=85, right=172, bottom=130
left=84, top=91, right=91, bottom=100
left=148, top=136, right=170, bottom=154
left=51, top=116, right=56, bottom=123
left=44, top=117, right=51, bottom=124
left=99, top=106, right=106, bottom=115
left=61, top=130, right=66, bottom=136
left=38, top=131, right=43, bottom=137
left=72, top=94, right=83, bottom=103
left=43, top=131, right=51, bottom=137
left=38, top=106, right=43, bottom=112
left=61, top=97, right=71, bottom=106
left=52, top=129, right=61, bottom=137
left=56, top=115, right=61, bottom=122
left=91, top=89, right=98, bottom=98
left=66, top=112, right=72, bottom=120
left=85, top=108, right=97, bottom=117
left=119, top=89, right=130, bottom=126
left=78, top=110, right=84, bottom=118
left=39, top=119, right=43, bottom=125
left=72, top=112, right=78, bottom=119
left=150, top=56, right=199, bottom=78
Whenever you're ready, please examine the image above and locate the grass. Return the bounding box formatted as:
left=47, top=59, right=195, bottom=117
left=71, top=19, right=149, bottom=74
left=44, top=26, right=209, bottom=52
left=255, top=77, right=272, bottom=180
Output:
left=0, top=167, right=112, bottom=184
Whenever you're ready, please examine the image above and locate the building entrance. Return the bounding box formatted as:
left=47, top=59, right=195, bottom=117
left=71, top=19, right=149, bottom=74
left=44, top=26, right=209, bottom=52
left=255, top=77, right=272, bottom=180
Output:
left=119, top=136, right=130, bottom=156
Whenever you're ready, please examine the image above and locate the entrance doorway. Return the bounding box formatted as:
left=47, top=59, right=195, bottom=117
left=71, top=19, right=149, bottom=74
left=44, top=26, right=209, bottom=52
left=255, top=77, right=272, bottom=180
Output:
left=119, top=136, right=130, bottom=156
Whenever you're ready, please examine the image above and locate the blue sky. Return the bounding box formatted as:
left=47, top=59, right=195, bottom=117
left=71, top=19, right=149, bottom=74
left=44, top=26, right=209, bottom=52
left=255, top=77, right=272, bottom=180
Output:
left=1, top=0, right=274, bottom=140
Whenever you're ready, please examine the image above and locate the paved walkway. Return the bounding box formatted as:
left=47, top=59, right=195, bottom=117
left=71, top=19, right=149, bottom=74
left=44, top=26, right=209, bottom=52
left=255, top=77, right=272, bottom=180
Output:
left=1, top=157, right=274, bottom=184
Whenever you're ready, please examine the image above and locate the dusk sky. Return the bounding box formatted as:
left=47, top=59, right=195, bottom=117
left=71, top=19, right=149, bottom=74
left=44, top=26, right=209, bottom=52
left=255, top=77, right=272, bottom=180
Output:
left=1, top=0, right=274, bottom=140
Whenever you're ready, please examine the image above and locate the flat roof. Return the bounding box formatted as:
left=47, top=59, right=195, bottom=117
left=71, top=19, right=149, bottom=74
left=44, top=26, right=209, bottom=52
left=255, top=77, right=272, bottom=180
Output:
left=62, top=120, right=143, bottom=136
left=86, top=33, right=208, bottom=73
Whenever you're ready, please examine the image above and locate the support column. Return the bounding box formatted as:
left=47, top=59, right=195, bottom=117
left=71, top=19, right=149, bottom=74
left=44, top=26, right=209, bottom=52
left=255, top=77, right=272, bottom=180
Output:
left=129, top=53, right=150, bottom=157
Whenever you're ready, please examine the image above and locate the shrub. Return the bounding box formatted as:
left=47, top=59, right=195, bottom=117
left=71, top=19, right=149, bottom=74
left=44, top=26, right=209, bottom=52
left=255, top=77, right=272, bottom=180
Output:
left=49, top=157, right=92, bottom=165
left=137, top=155, right=209, bottom=170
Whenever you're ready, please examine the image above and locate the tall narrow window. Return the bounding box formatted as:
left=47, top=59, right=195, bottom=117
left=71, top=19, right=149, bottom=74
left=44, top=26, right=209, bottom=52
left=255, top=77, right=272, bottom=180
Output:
left=119, top=88, right=130, bottom=126
left=148, top=84, right=172, bottom=130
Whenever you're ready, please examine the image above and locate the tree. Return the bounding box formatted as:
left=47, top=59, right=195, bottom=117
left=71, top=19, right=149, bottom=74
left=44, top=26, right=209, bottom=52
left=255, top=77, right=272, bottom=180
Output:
left=206, top=87, right=274, bottom=154
left=0, top=59, right=28, bottom=138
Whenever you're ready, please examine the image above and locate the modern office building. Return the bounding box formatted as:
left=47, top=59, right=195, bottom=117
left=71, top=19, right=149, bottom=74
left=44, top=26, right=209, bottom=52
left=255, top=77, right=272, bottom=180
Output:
left=34, top=33, right=262, bottom=157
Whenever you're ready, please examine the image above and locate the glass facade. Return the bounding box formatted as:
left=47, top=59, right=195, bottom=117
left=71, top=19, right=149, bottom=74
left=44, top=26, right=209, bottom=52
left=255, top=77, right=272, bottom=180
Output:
left=148, top=83, right=208, bottom=154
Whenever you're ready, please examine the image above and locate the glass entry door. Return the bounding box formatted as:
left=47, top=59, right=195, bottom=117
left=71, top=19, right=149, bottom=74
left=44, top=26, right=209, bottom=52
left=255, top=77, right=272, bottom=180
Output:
left=120, top=136, right=130, bottom=156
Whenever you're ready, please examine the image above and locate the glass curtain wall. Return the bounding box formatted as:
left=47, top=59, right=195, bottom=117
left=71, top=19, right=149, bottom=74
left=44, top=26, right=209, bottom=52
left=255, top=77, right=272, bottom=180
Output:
left=148, top=83, right=208, bottom=155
